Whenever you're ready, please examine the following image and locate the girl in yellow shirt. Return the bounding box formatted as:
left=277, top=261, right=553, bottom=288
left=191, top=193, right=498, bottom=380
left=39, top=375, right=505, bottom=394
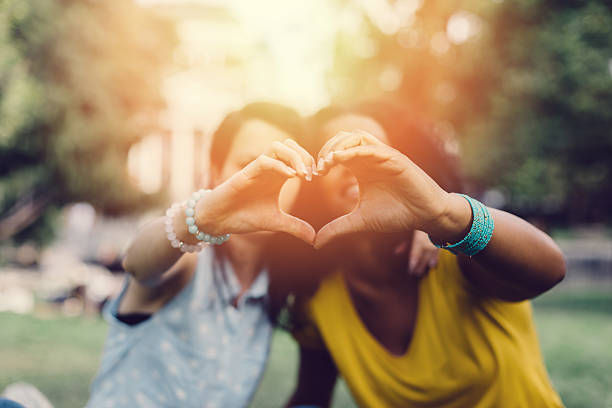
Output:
left=286, top=101, right=565, bottom=408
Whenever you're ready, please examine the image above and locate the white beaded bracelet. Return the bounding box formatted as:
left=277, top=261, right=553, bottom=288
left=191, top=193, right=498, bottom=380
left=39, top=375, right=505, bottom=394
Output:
left=184, top=189, right=230, bottom=246
left=164, top=202, right=205, bottom=253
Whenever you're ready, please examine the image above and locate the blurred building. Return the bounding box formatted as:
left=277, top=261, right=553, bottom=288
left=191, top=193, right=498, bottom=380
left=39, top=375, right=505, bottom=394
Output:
left=128, top=0, right=339, bottom=201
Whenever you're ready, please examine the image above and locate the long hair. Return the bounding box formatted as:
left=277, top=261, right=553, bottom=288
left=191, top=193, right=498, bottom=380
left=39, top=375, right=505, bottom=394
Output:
left=209, top=102, right=306, bottom=173
left=308, top=99, right=463, bottom=193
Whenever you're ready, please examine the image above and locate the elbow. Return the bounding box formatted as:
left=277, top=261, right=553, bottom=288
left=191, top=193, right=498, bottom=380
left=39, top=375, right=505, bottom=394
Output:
left=523, top=244, right=566, bottom=300
left=121, top=252, right=144, bottom=283
left=539, top=245, right=567, bottom=293
left=551, top=248, right=567, bottom=287
left=121, top=252, right=136, bottom=277
left=121, top=254, right=129, bottom=273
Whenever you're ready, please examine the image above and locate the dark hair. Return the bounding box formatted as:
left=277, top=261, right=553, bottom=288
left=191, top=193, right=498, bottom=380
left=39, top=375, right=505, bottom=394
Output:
left=209, top=102, right=306, bottom=173
left=308, top=99, right=463, bottom=193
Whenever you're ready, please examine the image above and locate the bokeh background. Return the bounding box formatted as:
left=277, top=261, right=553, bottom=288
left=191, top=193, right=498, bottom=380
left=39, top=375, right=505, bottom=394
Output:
left=1, top=0, right=611, bottom=407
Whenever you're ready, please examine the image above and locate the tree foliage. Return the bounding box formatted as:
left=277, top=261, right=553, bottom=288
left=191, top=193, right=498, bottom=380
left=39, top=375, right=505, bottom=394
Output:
left=332, top=0, right=612, bottom=224
left=0, top=0, right=176, bottom=244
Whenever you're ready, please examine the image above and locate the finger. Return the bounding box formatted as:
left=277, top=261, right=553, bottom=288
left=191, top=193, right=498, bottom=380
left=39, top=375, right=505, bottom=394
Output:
left=244, top=154, right=297, bottom=181
left=331, top=145, right=388, bottom=163
left=411, top=252, right=431, bottom=278
left=314, top=210, right=366, bottom=249
left=353, top=129, right=387, bottom=146
left=428, top=253, right=439, bottom=269
left=266, top=141, right=309, bottom=179
left=283, top=139, right=316, bottom=179
left=318, top=131, right=361, bottom=161
left=271, top=213, right=316, bottom=245
left=324, top=145, right=394, bottom=176
left=316, top=131, right=362, bottom=173
left=317, top=130, right=388, bottom=174
left=408, top=244, right=423, bottom=276
left=318, top=146, right=380, bottom=177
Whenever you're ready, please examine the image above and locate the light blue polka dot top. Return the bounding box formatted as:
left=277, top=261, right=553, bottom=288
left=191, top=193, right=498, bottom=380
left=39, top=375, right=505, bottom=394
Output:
left=87, top=247, right=274, bottom=408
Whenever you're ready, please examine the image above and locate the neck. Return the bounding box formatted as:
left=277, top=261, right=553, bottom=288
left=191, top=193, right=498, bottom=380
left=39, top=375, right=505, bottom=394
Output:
left=219, top=232, right=268, bottom=292
left=348, top=232, right=415, bottom=286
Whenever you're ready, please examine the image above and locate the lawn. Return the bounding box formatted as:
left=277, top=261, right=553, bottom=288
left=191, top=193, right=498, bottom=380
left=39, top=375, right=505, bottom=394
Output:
left=1, top=289, right=611, bottom=408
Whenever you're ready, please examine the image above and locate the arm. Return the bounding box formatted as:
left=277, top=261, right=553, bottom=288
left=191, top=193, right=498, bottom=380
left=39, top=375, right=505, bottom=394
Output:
left=315, top=131, right=565, bottom=301
left=429, top=195, right=566, bottom=301
left=121, top=215, right=196, bottom=287
left=287, top=346, right=338, bottom=408
left=122, top=140, right=316, bottom=303
left=117, top=216, right=199, bottom=314
left=397, top=230, right=439, bottom=277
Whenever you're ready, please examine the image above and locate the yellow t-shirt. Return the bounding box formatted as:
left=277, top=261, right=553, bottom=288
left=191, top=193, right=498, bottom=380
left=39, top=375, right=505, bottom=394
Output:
left=296, top=251, right=563, bottom=408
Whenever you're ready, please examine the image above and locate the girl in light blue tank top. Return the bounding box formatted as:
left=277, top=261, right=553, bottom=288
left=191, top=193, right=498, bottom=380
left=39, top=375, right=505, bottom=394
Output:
left=87, top=248, right=273, bottom=408
left=86, top=104, right=324, bottom=408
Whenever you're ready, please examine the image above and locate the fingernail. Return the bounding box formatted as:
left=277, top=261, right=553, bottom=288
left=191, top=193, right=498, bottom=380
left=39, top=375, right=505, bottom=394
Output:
left=312, top=164, right=319, bottom=176
left=316, top=158, right=324, bottom=172
left=306, top=173, right=312, bottom=181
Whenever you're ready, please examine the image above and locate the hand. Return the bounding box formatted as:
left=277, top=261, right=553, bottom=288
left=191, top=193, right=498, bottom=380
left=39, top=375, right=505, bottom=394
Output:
left=394, top=230, right=439, bottom=277
left=314, top=130, right=455, bottom=248
left=195, top=139, right=317, bottom=244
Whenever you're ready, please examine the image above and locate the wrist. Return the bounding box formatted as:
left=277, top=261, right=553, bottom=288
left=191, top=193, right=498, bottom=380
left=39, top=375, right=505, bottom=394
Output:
left=172, top=205, right=199, bottom=245
left=425, top=193, right=473, bottom=245
left=164, top=202, right=205, bottom=253
left=194, top=188, right=226, bottom=236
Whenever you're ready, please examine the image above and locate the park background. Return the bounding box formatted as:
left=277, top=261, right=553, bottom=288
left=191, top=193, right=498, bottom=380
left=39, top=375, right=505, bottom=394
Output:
left=1, top=0, right=611, bottom=407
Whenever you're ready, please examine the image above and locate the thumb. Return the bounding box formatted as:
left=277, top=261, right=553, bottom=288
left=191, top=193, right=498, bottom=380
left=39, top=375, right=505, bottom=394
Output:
left=314, top=210, right=366, bottom=249
left=408, top=243, right=423, bottom=275
left=272, top=213, right=316, bottom=245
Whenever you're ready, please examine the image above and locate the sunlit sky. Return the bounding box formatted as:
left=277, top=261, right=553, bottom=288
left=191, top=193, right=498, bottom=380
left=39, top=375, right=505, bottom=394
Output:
left=130, top=0, right=348, bottom=197
left=134, top=0, right=482, bottom=124
left=140, top=0, right=343, bottom=124
left=128, top=0, right=481, bottom=198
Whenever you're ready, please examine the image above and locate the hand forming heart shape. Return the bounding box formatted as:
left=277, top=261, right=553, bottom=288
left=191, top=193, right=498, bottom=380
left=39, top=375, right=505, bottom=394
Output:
left=195, top=130, right=453, bottom=249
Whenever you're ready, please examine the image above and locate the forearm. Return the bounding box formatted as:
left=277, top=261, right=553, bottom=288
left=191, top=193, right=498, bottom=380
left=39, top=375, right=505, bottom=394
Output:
left=122, top=209, right=196, bottom=286
left=428, top=193, right=566, bottom=299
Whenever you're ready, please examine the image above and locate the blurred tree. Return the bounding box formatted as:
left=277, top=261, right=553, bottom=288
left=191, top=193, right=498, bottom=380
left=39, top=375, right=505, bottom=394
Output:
left=330, top=0, right=612, bottom=224
left=0, top=0, right=176, bottom=245
left=467, top=1, right=612, bottom=224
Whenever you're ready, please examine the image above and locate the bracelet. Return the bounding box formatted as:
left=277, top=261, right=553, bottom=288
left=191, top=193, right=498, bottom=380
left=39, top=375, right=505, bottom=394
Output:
left=164, top=202, right=205, bottom=253
left=429, top=194, right=494, bottom=257
left=185, top=189, right=230, bottom=246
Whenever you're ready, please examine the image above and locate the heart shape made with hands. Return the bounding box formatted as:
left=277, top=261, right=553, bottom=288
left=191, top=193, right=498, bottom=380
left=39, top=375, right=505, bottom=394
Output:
left=209, top=129, right=447, bottom=251
left=281, top=129, right=429, bottom=249
left=284, top=171, right=358, bottom=248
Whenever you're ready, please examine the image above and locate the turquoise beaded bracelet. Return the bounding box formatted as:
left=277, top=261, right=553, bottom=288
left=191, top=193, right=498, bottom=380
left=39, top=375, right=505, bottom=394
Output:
left=165, top=202, right=203, bottom=253
left=185, top=189, right=230, bottom=246
left=430, top=194, right=494, bottom=257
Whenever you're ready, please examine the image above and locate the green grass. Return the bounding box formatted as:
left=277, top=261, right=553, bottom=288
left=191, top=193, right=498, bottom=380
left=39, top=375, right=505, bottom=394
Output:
left=0, top=313, right=107, bottom=408
left=534, top=309, right=612, bottom=408
left=1, top=290, right=611, bottom=408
